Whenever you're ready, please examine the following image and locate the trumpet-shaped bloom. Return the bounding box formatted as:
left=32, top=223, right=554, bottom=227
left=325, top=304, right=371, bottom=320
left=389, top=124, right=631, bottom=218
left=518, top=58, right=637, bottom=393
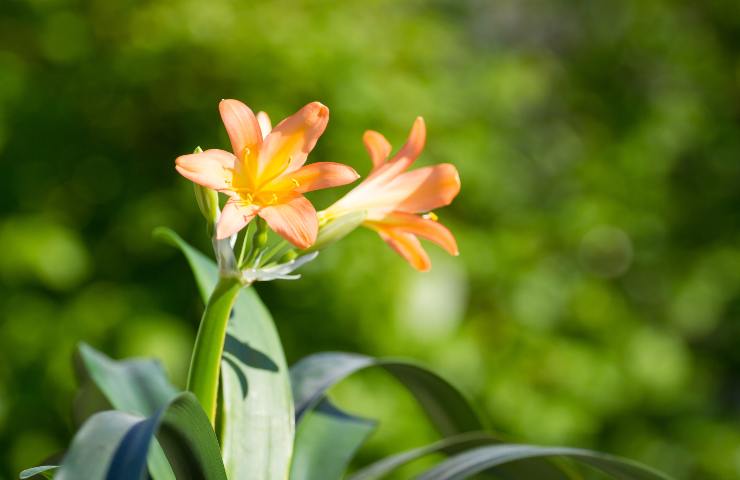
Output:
left=324, top=117, right=460, bottom=271
left=176, top=100, right=359, bottom=248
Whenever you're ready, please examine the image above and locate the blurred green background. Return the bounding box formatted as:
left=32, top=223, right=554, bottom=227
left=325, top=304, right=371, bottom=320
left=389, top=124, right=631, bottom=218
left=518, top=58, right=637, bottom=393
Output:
left=1, top=0, right=739, bottom=478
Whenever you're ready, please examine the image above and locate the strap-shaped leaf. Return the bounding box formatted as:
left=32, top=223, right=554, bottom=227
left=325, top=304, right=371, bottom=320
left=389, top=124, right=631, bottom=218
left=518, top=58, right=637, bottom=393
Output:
left=290, top=352, right=483, bottom=436
left=416, top=445, right=673, bottom=480
left=348, top=432, right=496, bottom=480
left=55, top=410, right=142, bottom=480
left=56, top=393, right=226, bottom=480
left=75, top=343, right=179, bottom=417
left=290, top=399, right=377, bottom=480
left=348, top=433, right=576, bottom=480
left=73, top=343, right=178, bottom=480
left=157, top=227, right=294, bottom=480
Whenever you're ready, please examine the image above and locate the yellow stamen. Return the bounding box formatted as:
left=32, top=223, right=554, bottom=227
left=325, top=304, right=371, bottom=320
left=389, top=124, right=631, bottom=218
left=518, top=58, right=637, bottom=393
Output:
left=423, top=212, right=439, bottom=222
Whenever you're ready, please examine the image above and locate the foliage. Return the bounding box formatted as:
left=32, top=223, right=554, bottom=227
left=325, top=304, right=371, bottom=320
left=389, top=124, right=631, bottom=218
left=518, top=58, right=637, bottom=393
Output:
left=1, top=0, right=739, bottom=479
left=19, top=236, right=668, bottom=479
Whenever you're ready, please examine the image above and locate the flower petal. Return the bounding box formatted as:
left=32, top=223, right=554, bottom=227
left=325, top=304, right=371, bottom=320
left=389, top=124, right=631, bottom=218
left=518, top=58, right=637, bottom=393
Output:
left=370, top=212, right=458, bottom=255
left=267, top=162, right=359, bottom=194
left=368, top=116, right=426, bottom=182
left=391, top=163, right=461, bottom=213
left=332, top=163, right=459, bottom=219
left=175, top=149, right=235, bottom=192
left=256, top=111, right=272, bottom=139
left=259, top=195, right=318, bottom=249
left=363, top=130, right=392, bottom=171
left=219, top=99, right=263, bottom=159
left=216, top=200, right=258, bottom=240
left=376, top=228, right=431, bottom=272
left=257, top=102, right=329, bottom=184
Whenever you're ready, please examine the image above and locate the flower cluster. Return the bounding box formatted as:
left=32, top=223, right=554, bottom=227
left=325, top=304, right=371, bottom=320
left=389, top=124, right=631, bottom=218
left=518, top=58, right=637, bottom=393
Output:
left=175, top=99, right=460, bottom=278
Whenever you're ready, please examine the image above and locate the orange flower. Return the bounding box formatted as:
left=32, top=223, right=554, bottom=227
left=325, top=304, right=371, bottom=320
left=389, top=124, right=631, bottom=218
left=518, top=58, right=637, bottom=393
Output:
left=324, top=117, right=460, bottom=271
left=176, top=100, right=359, bottom=248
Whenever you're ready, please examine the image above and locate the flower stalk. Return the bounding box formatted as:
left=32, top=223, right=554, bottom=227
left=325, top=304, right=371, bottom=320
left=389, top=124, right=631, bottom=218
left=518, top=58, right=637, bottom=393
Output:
left=186, top=274, right=243, bottom=425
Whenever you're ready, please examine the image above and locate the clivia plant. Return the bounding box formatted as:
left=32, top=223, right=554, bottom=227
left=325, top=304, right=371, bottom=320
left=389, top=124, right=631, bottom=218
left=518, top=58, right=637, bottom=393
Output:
left=21, top=100, right=672, bottom=480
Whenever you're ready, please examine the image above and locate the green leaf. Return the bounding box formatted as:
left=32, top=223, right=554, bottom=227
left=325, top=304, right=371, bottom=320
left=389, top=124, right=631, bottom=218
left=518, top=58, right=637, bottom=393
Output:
left=150, top=393, right=228, bottom=480
left=290, top=353, right=573, bottom=479
left=19, top=465, right=57, bottom=479
left=55, top=410, right=142, bottom=480
left=290, top=399, right=377, bottom=480
left=416, top=445, right=673, bottom=480
left=348, top=432, right=497, bottom=480
left=56, top=393, right=227, bottom=480
left=73, top=343, right=178, bottom=480
left=75, top=343, right=179, bottom=417
left=157, top=227, right=295, bottom=480
left=290, top=352, right=483, bottom=436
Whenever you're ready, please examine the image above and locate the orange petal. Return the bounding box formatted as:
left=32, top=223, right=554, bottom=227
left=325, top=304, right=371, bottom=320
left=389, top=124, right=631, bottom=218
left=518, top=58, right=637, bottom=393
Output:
left=259, top=195, right=318, bottom=249
left=257, top=102, right=329, bottom=184
left=368, top=116, right=426, bottom=183
left=256, top=111, right=272, bottom=139
left=217, top=200, right=258, bottom=239
left=219, top=99, right=262, bottom=159
left=376, top=228, right=431, bottom=272
left=373, top=212, right=458, bottom=255
left=267, top=162, right=359, bottom=194
left=333, top=163, right=459, bottom=218
left=363, top=130, right=392, bottom=171
left=175, top=149, right=235, bottom=192
left=391, top=163, right=461, bottom=213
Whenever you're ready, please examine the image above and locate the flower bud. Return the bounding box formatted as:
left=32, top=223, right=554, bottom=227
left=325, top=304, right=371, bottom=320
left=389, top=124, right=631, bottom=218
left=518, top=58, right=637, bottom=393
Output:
left=191, top=147, right=220, bottom=227
left=306, top=210, right=366, bottom=252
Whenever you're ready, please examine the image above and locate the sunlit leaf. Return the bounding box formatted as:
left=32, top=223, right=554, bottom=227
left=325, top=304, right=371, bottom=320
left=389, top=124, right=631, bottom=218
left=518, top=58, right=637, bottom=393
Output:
left=156, top=227, right=294, bottom=480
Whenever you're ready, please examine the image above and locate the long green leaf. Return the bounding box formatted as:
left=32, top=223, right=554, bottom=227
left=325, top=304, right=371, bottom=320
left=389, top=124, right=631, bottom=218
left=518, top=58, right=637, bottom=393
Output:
left=290, top=399, right=377, bottom=480
left=150, top=393, right=228, bottom=480
left=75, top=343, right=179, bottom=416
left=74, top=343, right=177, bottom=480
left=416, top=445, right=673, bottom=480
left=55, top=410, right=142, bottom=480
left=157, top=227, right=294, bottom=480
left=56, top=393, right=226, bottom=480
left=290, top=352, right=483, bottom=436
left=290, top=353, right=572, bottom=479
left=348, top=432, right=497, bottom=480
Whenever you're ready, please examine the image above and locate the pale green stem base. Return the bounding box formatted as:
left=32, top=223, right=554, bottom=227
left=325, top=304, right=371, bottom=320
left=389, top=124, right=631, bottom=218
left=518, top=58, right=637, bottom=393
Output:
left=187, top=275, right=243, bottom=425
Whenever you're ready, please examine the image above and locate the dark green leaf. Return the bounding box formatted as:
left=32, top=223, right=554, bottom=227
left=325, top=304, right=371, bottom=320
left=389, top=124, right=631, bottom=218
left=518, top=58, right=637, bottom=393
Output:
left=290, top=399, right=377, bottom=480
left=416, top=445, right=673, bottom=480
left=157, top=227, right=295, bottom=479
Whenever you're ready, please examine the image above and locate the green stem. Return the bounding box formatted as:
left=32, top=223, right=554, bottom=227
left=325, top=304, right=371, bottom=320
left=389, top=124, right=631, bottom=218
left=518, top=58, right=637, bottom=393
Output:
left=187, top=275, right=243, bottom=425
